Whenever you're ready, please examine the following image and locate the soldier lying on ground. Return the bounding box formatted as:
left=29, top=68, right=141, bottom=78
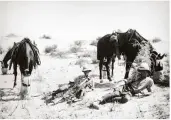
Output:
left=99, top=62, right=154, bottom=104
left=52, top=65, right=94, bottom=103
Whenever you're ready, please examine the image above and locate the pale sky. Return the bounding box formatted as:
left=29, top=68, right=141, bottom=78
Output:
left=0, top=1, right=170, bottom=43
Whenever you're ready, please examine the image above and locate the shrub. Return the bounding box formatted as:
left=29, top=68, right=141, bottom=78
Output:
left=70, top=46, right=81, bottom=53
left=75, top=59, right=89, bottom=68
left=79, top=52, right=92, bottom=58
left=69, top=40, right=84, bottom=53
left=74, top=40, right=84, bottom=47
left=44, top=44, right=57, bottom=54
left=90, top=37, right=101, bottom=46
left=6, top=33, right=18, bottom=38
left=90, top=40, right=98, bottom=46
left=50, top=51, right=69, bottom=58
left=40, top=34, right=51, bottom=39
left=91, top=58, right=99, bottom=64
left=152, top=38, right=161, bottom=43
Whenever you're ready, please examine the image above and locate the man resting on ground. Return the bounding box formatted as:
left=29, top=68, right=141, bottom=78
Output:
left=99, top=62, right=154, bottom=104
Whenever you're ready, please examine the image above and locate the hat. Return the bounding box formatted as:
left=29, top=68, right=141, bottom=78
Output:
left=82, top=66, right=91, bottom=72
left=137, top=62, right=150, bottom=72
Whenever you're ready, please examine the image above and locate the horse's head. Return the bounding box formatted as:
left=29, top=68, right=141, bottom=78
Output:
left=0, top=61, right=4, bottom=68
left=110, top=32, right=121, bottom=60
left=0, top=60, right=8, bottom=68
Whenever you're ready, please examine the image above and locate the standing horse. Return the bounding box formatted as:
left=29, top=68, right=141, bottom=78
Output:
left=114, top=29, right=165, bottom=79
left=97, top=33, right=120, bottom=81
left=8, top=38, right=41, bottom=88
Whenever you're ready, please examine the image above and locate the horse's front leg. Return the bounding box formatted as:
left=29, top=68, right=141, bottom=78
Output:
left=106, top=57, right=112, bottom=81
left=13, top=63, right=17, bottom=88
left=124, top=60, right=132, bottom=79
left=99, top=59, right=103, bottom=82
left=111, top=55, right=115, bottom=77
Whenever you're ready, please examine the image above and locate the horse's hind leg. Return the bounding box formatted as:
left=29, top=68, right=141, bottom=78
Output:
left=106, top=57, right=112, bottom=81
left=99, top=59, right=103, bottom=82
left=124, top=60, right=132, bottom=79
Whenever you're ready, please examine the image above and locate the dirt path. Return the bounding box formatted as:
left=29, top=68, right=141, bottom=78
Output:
left=0, top=55, right=169, bottom=119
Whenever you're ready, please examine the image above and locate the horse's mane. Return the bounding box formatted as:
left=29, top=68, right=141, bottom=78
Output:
left=9, top=38, right=41, bottom=70
left=134, top=30, right=148, bottom=42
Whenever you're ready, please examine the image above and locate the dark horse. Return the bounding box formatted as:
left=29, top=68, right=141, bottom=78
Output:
left=97, top=33, right=121, bottom=81
left=1, top=38, right=41, bottom=87
left=114, top=29, right=165, bottom=79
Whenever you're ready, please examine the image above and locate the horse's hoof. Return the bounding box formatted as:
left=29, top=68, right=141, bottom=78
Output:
left=108, top=78, right=112, bottom=81
left=100, top=79, right=103, bottom=83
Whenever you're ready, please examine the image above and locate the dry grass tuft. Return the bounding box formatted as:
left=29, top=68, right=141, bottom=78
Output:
left=75, top=59, right=90, bottom=68
left=50, top=50, right=69, bottom=58
left=90, top=39, right=98, bottom=46
left=69, top=40, right=85, bottom=53
left=44, top=44, right=57, bottom=54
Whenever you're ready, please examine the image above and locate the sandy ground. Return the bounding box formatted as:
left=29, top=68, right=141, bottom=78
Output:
left=0, top=52, right=169, bottom=119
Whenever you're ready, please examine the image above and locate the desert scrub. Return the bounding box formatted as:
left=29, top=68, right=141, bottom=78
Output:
left=44, top=44, right=57, bottom=54
left=80, top=52, right=92, bottom=58
left=50, top=50, right=69, bottom=58
left=90, top=36, right=102, bottom=47
left=40, top=34, right=51, bottom=39
left=70, top=46, right=81, bottom=53
left=79, top=50, right=95, bottom=58
left=152, top=37, right=161, bottom=43
left=69, top=40, right=85, bottom=53
left=91, top=58, right=99, bottom=64
left=90, top=39, right=98, bottom=46
left=75, top=59, right=90, bottom=68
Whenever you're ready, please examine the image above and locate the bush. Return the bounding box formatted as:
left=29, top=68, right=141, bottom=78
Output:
left=40, top=34, right=51, bottom=39
left=74, top=40, right=84, bottom=47
left=152, top=38, right=161, bottom=43
left=91, top=58, right=99, bottom=64
left=69, top=40, right=85, bottom=53
left=44, top=44, right=57, bottom=54
left=90, top=40, right=98, bottom=46
left=79, top=52, right=92, bottom=58
left=75, top=59, right=89, bottom=68
left=70, top=46, right=81, bottom=53
left=6, top=33, right=18, bottom=38
left=50, top=51, right=69, bottom=58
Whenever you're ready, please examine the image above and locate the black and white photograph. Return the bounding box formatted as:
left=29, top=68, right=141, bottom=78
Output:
left=0, top=1, right=170, bottom=119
